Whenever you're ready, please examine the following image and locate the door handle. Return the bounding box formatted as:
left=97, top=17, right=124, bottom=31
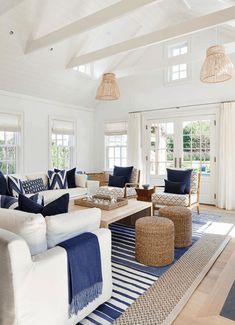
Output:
left=174, top=157, right=177, bottom=168
left=179, top=157, right=182, bottom=168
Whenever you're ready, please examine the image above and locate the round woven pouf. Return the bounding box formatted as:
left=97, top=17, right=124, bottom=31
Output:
left=159, top=206, right=192, bottom=248
left=135, top=217, right=174, bottom=267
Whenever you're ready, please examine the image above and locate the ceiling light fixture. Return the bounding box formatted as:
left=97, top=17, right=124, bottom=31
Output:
left=96, top=73, right=120, bottom=100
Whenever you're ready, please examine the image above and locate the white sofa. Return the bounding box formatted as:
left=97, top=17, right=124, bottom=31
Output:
left=0, top=207, right=112, bottom=325
left=10, top=172, right=91, bottom=204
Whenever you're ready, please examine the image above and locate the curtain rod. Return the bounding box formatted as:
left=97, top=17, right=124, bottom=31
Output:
left=130, top=100, right=235, bottom=114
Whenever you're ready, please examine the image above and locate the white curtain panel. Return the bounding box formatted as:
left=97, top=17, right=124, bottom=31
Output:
left=217, top=102, right=235, bottom=210
left=127, top=112, right=142, bottom=171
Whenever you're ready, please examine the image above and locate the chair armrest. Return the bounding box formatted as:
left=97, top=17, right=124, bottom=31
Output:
left=124, top=182, right=139, bottom=188
left=153, top=185, right=165, bottom=191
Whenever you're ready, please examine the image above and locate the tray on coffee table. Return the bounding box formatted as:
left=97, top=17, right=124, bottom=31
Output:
left=75, top=195, right=128, bottom=210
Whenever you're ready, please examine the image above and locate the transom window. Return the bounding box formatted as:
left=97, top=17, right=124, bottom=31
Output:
left=50, top=119, right=75, bottom=170
left=168, top=42, right=188, bottom=57
left=169, top=63, right=188, bottom=81
left=0, top=131, right=19, bottom=174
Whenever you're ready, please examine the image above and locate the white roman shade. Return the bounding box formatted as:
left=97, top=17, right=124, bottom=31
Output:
left=0, top=113, right=21, bottom=132
left=104, top=121, right=127, bottom=135
left=51, top=119, right=75, bottom=135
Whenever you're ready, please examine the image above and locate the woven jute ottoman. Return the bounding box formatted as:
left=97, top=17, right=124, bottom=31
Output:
left=135, top=217, right=174, bottom=267
left=159, top=206, right=192, bottom=248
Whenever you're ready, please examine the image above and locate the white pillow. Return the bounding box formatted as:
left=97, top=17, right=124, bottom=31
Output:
left=0, top=208, right=47, bottom=255
left=45, top=208, right=101, bottom=248
left=75, top=174, right=88, bottom=188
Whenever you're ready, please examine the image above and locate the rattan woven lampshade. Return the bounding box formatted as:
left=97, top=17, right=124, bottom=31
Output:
left=96, top=73, right=120, bottom=100
left=200, top=45, right=234, bottom=83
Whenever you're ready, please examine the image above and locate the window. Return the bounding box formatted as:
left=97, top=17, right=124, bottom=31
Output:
left=50, top=119, right=75, bottom=169
left=169, top=63, right=188, bottom=82
left=168, top=42, right=188, bottom=57
left=73, top=64, right=93, bottom=77
left=0, top=113, right=21, bottom=174
left=104, top=122, right=127, bottom=171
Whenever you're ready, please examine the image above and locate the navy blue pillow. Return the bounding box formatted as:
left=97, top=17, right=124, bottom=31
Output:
left=108, top=175, right=125, bottom=188
left=18, top=193, right=69, bottom=216
left=54, top=168, right=76, bottom=188
left=0, top=171, right=8, bottom=195
left=167, top=169, right=192, bottom=194
left=113, top=166, right=133, bottom=183
left=164, top=179, right=186, bottom=195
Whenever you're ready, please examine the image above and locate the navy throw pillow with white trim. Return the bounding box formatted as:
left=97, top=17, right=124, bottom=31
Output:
left=54, top=168, right=76, bottom=188
left=48, top=170, right=68, bottom=190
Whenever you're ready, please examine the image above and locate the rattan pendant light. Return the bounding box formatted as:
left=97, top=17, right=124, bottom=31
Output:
left=96, top=73, right=120, bottom=100
left=200, top=45, right=234, bottom=83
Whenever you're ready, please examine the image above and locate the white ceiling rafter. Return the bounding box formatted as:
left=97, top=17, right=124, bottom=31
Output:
left=67, top=5, right=235, bottom=68
left=25, top=0, right=159, bottom=54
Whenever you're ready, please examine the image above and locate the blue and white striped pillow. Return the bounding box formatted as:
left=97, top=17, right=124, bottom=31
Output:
left=47, top=170, right=68, bottom=190
left=7, top=175, right=25, bottom=197
left=0, top=193, right=43, bottom=209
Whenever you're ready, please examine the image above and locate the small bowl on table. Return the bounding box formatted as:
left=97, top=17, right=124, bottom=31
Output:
left=142, top=184, right=150, bottom=190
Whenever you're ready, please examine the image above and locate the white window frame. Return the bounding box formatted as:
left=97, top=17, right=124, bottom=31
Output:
left=0, top=112, right=22, bottom=174
left=168, top=41, right=188, bottom=58
left=168, top=63, right=188, bottom=82
left=49, top=117, right=76, bottom=170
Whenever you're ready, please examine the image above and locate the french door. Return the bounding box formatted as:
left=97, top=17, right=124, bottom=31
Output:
left=146, top=115, right=216, bottom=204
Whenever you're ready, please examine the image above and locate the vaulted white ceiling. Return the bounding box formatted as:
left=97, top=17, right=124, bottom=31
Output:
left=0, top=0, right=235, bottom=108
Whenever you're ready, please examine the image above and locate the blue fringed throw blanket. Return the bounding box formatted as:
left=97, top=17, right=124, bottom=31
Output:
left=58, top=232, right=103, bottom=317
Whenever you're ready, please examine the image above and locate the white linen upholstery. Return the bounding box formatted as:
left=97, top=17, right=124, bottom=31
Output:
left=75, top=174, right=88, bottom=188
left=0, top=208, right=47, bottom=255
left=152, top=192, right=197, bottom=207
left=26, top=172, right=49, bottom=188
left=46, top=208, right=101, bottom=248
left=0, top=227, right=112, bottom=325
left=36, top=187, right=88, bottom=205
left=95, top=186, right=137, bottom=198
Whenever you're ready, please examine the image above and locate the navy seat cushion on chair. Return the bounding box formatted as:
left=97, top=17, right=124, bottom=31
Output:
left=0, top=171, right=8, bottom=195
left=18, top=193, right=69, bottom=216
left=108, top=175, right=126, bottom=188
left=164, top=179, right=186, bottom=195
left=167, top=168, right=193, bottom=194
left=54, top=168, right=76, bottom=188
left=113, top=166, right=133, bottom=183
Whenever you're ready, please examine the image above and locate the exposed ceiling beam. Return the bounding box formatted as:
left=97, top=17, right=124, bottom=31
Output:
left=67, top=5, right=235, bottom=68
left=25, top=0, right=159, bottom=54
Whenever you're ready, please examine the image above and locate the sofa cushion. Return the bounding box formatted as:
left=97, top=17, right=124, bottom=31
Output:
left=113, top=166, right=133, bottom=183
left=0, top=208, right=47, bottom=255
left=75, top=174, right=88, bottom=188
left=108, top=175, right=125, bottom=188
left=54, top=168, right=76, bottom=188
left=95, top=186, right=137, bottom=198
left=48, top=170, right=68, bottom=190
left=7, top=175, right=25, bottom=197
left=45, top=208, right=101, bottom=248
left=0, top=171, right=8, bottom=195
left=167, top=168, right=193, bottom=194
left=152, top=192, right=197, bottom=207
left=26, top=172, right=48, bottom=188
left=22, top=178, right=45, bottom=194
left=18, top=193, right=69, bottom=217
left=164, top=179, right=186, bottom=194
left=36, top=187, right=88, bottom=205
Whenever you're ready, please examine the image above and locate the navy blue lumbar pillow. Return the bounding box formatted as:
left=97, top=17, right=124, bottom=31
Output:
left=0, top=171, right=8, bottom=195
left=54, top=168, right=76, bottom=188
left=167, top=168, right=192, bottom=194
left=164, top=179, right=186, bottom=195
left=108, top=175, right=126, bottom=188
left=113, top=166, right=133, bottom=183
left=18, top=193, right=69, bottom=216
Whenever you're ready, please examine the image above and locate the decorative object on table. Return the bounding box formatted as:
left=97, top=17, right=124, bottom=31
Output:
left=75, top=195, right=128, bottom=210
left=200, top=45, right=234, bottom=83
left=96, top=73, right=120, bottom=100
left=142, top=184, right=149, bottom=190
left=152, top=169, right=200, bottom=215
left=135, top=216, right=174, bottom=267
left=159, top=206, right=192, bottom=248
left=136, top=187, right=154, bottom=202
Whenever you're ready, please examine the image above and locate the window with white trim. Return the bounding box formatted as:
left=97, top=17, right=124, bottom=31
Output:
left=168, top=42, right=188, bottom=57
left=51, top=119, right=75, bottom=169
left=169, top=63, right=188, bottom=82
left=104, top=122, right=127, bottom=171
left=167, top=42, right=190, bottom=83
left=0, top=113, right=21, bottom=174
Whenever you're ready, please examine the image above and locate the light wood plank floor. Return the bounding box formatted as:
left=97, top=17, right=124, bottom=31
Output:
left=174, top=205, right=235, bottom=325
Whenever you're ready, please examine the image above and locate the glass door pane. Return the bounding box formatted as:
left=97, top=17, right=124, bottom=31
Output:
left=150, top=122, right=175, bottom=177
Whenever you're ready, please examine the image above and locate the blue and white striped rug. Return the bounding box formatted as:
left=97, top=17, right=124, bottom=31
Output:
left=78, top=213, right=219, bottom=325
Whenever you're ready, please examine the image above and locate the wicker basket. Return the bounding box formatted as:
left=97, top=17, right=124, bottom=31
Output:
left=135, top=217, right=174, bottom=267
left=159, top=206, right=192, bottom=248
left=75, top=195, right=128, bottom=210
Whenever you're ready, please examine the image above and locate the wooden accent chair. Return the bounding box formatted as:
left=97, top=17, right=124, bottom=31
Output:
left=152, top=171, right=201, bottom=215
left=95, top=168, right=140, bottom=198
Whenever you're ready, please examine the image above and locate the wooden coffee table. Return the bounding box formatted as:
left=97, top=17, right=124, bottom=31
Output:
left=74, top=198, right=152, bottom=228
